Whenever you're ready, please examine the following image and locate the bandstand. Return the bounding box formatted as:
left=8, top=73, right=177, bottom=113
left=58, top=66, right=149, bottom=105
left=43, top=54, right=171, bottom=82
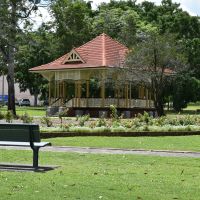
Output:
left=30, top=33, right=155, bottom=117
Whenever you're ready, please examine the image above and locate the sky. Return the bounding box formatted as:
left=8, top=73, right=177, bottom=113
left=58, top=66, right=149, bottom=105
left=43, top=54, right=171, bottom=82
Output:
left=92, top=0, right=200, bottom=16
left=33, top=0, right=200, bottom=28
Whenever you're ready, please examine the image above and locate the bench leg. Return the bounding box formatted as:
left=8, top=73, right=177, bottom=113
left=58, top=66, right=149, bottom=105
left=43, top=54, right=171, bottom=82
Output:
left=33, top=147, right=39, bottom=169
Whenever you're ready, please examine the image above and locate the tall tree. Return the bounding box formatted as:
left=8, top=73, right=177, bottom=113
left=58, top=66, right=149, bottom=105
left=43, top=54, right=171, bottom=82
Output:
left=92, top=7, right=156, bottom=47
left=172, top=73, right=200, bottom=112
left=50, top=0, right=93, bottom=54
left=15, top=25, right=57, bottom=106
left=125, top=33, right=186, bottom=116
left=0, top=0, right=51, bottom=114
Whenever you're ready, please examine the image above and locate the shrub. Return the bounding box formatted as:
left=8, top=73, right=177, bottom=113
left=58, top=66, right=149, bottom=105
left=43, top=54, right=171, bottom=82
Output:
left=69, top=126, right=91, bottom=133
left=0, top=111, right=4, bottom=120
left=41, top=116, right=53, bottom=127
left=137, top=112, right=152, bottom=125
left=78, top=114, right=90, bottom=127
left=96, top=116, right=107, bottom=127
left=5, top=110, right=14, bottom=123
left=21, top=112, right=33, bottom=123
left=131, top=118, right=140, bottom=128
left=59, top=108, right=69, bottom=127
left=93, top=126, right=111, bottom=133
left=111, top=120, right=121, bottom=128
left=89, top=121, right=97, bottom=128
left=153, top=116, right=166, bottom=126
left=111, top=126, right=126, bottom=132
left=123, top=120, right=133, bottom=129
left=110, top=105, right=119, bottom=122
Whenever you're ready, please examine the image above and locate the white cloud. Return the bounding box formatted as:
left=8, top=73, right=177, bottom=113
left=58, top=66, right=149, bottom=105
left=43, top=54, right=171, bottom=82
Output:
left=91, top=0, right=200, bottom=16
left=30, top=7, right=51, bottom=29
left=32, top=0, right=199, bottom=29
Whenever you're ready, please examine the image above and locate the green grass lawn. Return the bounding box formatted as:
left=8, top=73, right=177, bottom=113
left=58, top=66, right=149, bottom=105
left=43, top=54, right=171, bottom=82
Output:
left=184, top=102, right=200, bottom=110
left=0, top=106, right=46, bottom=117
left=44, top=136, right=200, bottom=152
left=0, top=150, right=200, bottom=200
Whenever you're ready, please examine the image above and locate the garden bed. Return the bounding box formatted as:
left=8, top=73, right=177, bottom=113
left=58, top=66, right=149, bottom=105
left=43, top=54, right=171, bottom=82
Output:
left=40, top=130, right=200, bottom=138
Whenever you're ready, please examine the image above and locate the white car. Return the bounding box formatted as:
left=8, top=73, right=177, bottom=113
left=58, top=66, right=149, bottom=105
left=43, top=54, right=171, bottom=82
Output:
left=18, top=99, right=31, bottom=106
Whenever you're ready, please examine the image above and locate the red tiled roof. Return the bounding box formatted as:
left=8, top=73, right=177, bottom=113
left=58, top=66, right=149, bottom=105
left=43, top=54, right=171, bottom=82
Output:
left=30, top=33, right=129, bottom=72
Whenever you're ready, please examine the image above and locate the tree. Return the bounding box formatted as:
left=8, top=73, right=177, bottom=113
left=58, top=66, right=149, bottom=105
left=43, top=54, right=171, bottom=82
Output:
left=50, top=0, right=93, bottom=54
left=172, top=73, right=200, bottom=112
left=15, top=25, right=58, bottom=106
left=125, top=33, right=186, bottom=116
left=0, top=0, right=52, bottom=114
left=185, top=38, right=200, bottom=78
left=92, top=7, right=156, bottom=47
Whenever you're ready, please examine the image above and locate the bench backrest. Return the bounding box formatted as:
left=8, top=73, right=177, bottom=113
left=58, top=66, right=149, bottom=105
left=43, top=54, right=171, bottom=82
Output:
left=0, top=124, right=40, bottom=142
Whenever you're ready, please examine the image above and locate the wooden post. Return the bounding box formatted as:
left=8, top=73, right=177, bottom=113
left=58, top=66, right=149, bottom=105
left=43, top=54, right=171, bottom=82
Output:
left=86, top=80, right=90, bottom=98
left=149, top=91, right=152, bottom=107
left=141, top=86, right=145, bottom=99
left=49, top=81, right=51, bottom=106
left=74, top=81, right=77, bottom=107
left=77, top=80, right=81, bottom=107
left=57, top=81, right=60, bottom=98
left=138, top=85, right=141, bottom=99
left=54, top=80, right=57, bottom=102
left=125, top=83, right=128, bottom=108
left=117, top=85, right=120, bottom=107
left=86, top=80, right=89, bottom=107
left=145, top=88, right=149, bottom=108
left=63, top=81, right=66, bottom=105
left=129, top=82, right=132, bottom=108
left=101, top=80, right=105, bottom=107
left=114, top=82, right=118, bottom=106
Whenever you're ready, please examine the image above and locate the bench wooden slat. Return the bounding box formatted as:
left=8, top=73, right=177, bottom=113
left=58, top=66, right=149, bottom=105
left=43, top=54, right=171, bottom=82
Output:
left=0, top=123, right=40, bottom=142
left=0, top=141, right=51, bottom=147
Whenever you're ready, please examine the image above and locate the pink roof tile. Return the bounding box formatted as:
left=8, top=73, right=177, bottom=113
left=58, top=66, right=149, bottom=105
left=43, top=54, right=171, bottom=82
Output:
left=30, top=33, right=128, bottom=71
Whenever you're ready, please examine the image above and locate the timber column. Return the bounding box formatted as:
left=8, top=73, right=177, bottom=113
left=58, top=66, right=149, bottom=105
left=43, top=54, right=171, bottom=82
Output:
left=77, top=80, right=82, bottom=107
left=124, top=82, right=129, bottom=108
left=63, top=81, right=66, bottom=105
left=74, top=81, right=78, bottom=107
left=101, top=80, right=105, bottom=107
left=129, top=82, right=132, bottom=108
left=145, top=88, right=149, bottom=108
left=48, top=81, right=51, bottom=106
left=86, top=80, right=90, bottom=107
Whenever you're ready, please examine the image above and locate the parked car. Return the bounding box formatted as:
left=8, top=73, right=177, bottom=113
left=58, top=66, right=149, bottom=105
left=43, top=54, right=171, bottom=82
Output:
left=18, top=99, right=31, bottom=106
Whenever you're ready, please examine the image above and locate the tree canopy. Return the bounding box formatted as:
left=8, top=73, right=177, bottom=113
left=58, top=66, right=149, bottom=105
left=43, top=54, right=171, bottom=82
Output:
left=0, top=0, right=200, bottom=114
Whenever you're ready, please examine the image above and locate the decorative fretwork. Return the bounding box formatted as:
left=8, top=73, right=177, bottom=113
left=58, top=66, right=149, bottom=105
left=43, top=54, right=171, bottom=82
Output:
left=63, top=49, right=85, bottom=64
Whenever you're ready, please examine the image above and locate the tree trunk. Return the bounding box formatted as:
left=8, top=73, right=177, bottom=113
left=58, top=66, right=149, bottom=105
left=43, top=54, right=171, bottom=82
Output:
left=156, top=102, right=164, bottom=116
left=7, top=47, right=16, bottom=115
left=154, top=94, right=165, bottom=116
left=34, top=92, right=38, bottom=107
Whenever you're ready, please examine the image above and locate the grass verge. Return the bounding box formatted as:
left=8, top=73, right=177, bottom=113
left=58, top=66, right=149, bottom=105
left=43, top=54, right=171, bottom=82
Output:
left=43, top=136, right=200, bottom=152
left=0, top=150, right=200, bottom=200
left=0, top=106, right=46, bottom=117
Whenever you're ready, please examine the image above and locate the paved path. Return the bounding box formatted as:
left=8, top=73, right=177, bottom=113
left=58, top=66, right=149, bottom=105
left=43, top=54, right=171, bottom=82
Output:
left=1, top=146, right=200, bottom=158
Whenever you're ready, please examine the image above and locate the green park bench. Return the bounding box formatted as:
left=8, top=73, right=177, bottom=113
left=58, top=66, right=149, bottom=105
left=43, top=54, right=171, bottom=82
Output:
left=0, top=123, right=51, bottom=169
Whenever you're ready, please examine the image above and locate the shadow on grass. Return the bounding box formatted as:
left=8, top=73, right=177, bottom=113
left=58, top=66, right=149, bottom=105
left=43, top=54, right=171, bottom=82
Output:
left=0, top=163, right=59, bottom=173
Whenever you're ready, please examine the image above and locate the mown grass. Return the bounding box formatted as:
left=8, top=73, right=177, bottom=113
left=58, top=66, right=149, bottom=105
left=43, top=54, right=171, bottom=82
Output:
left=184, top=102, right=200, bottom=110
left=0, top=150, right=200, bottom=200
left=0, top=106, right=46, bottom=117
left=43, top=136, right=200, bottom=152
